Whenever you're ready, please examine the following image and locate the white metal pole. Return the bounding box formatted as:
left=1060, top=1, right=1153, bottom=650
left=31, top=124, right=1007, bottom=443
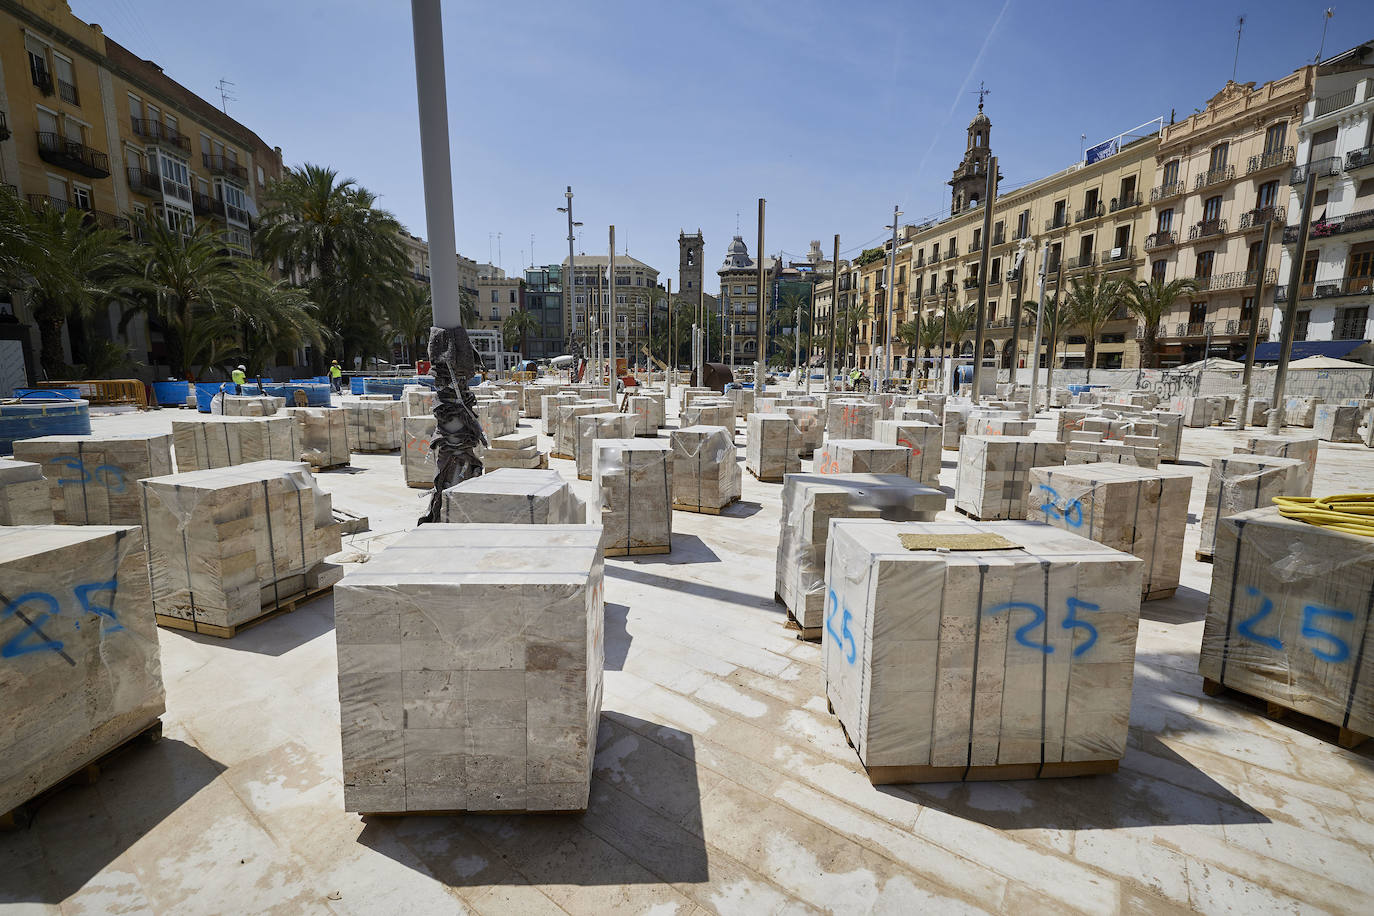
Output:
left=1030, top=239, right=1050, bottom=413
left=608, top=226, right=616, bottom=403
left=409, top=0, right=459, bottom=328
left=883, top=204, right=900, bottom=389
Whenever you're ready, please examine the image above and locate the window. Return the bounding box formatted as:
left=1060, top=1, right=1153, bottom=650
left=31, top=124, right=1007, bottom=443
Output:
left=509, top=290, right=517, bottom=303
left=1113, top=225, right=1130, bottom=251
left=1119, top=175, right=1137, bottom=203
left=616, top=294, right=626, bottom=305
left=1162, top=160, right=1179, bottom=186
left=972, top=228, right=982, bottom=249
left=1240, top=297, right=1255, bottom=325
left=1084, top=188, right=1099, bottom=211
left=1257, top=180, right=1279, bottom=210
left=990, top=257, right=1001, bottom=284
left=932, top=242, right=940, bottom=259
left=26, top=36, right=50, bottom=91
left=53, top=55, right=77, bottom=105
left=948, top=236, right=957, bottom=254
left=1312, top=126, right=1338, bottom=161
left=1209, top=143, right=1229, bottom=171
left=128, top=95, right=142, bottom=130
left=71, top=184, right=91, bottom=210
left=1151, top=259, right=1167, bottom=282
left=1052, top=200, right=1066, bottom=226
left=1202, top=196, right=1223, bottom=223
left=1264, top=123, right=1287, bottom=154
left=1293, top=309, right=1310, bottom=341
left=746, top=285, right=757, bottom=294
left=1188, top=302, right=1207, bottom=326
left=732, top=286, right=743, bottom=295
left=574, top=295, right=585, bottom=305
left=1016, top=209, right=1030, bottom=238
left=1348, top=244, right=1374, bottom=282
left=897, top=265, right=906, bottom=284
left=1195, top=251, right=1215, bottom=279
left=257, top=166, right=265, bottom=187
left=1335, top=307, right=1367, bottom=340
left=158, top=153, right=191, bottom=202
left=1157, top=208, right=1173, bottom=233
left=490, top=290, right=498, bottom=302
left=160, top=204, right=193, bottom=236
left=46, top=174, right=67, bottom=202
left=1300, top=254, right=1318, bottom=285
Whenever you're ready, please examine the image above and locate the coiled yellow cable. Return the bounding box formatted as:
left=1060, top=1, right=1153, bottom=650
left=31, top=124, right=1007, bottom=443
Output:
left=1273, top=494, right=1374, bottom=538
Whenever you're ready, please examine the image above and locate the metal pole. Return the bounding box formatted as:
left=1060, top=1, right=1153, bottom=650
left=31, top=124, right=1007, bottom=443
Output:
left=665, top=278, right=673, bottom=397
left=941, top=285, right=950, bottom=394
left=1234, top=220, right=1271, bottom=430
left=565, top=187, right=581, bottom=362
left=410, top=0, right=483, bottom=523
left=827, top=234, right=839, bottom=393
left=608, top=226, right=616, bottom=403
left=883, top=205, right=901, bottom=390
left=1030, top=239, right=1049, bottom=413
left=1009, top=240, right=1029, bottom=394
left=971, top=155, right=997, bottom=403
left=1268, top=165, right=1319, bottom=434
left=697, top=284, right=705, bottom=382
left=1045, top=253, right=1065, bottom=397
left=756, top=198, right=766, bottom=397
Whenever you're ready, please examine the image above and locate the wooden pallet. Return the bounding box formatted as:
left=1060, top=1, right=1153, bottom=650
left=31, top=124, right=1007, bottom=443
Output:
left=354, top=447, right=400, bottom=454
left=604, top=544, right=671, bottom=557
left=833, top=713, right=1117, bottom=785
left=953, top=505, right=1001, bottom=522
left=1195, top=550, right=1214, bottom=564
left=1202, top=678, right=1368, bottom=750
left=310, top=461, right=350, bottom=472
left=1, top=719, right=162, bottom=830
left=746, top=467, right=783, bottom=483
left=1142, top=586, right=1177, bottom=601
left=333, top=508, right=369, bottom=535
left=156, top=583, right=334, bottom=639
left=549, top=452, right=573, bottom=461
left=360, top=806, right=585, bottom=818
left=779, top=599, right=821, bottom=642
left=672, top=496, right=740, bottom=515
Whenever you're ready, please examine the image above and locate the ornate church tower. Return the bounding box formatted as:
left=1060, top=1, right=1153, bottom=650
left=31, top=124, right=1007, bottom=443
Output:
left=679, top=230, right=704, bottom=296
left=948, top=95, right=993, bottom=216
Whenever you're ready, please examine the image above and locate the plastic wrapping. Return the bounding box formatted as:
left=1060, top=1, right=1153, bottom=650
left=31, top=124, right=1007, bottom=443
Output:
left=670, top=425, right=741, bottom=511
left=678, top=387, right=716, bottom=412
left=574, top=412, right=634, bottom=480
left=0, top=524, right=165, bottom=814
left=781, top=405, right=824, bottom=457
left=403, top=416, right=437, bottom=488
left=479, top=431, right=544, bottom=469
left=552, top=401, right=612, bottom=459
left=220, top=394, right=285, bottom=417
left=824, top=518, right=1143, bottom=770
left=13, top=433, right=173, bottom=525
left=1283, top=396, right=1319, bottom=428
left=0, top=398, right=92, bottom=454
left=825, top=399, right=878, bottom=440
left=402, top=385, right=436, bottom=418
left=873, top=420, right=942, bottom=486
left=775, top=473, right=944, bottom=629
left=941, top=401, right=972, bottom=450
left=954, top=436, right=1066, bottom=521
left=967, top=415, right=1034, bottom=437
left=541, top=393, right=579, bottom=437
left=343, top=399, right=404, bottom=452
left=440, top=468, right=584, bottom=524
left=522, top=382, right=564, bottom=418
left=1314, top=404, right=1362, bottom=443
left=171, top=415, right=300, bottom=471
left=140, top=460, right=341, bottom=630
left=817, top=438, right=920, bottom=481
left=592, top=438, right=673, bottom=555
left=1200, top=506, right=1374, bottom=736
left=1198, top=454, right=1311, bottom=558
left=627, top=395, right=654, bottom=436
left=282, top=406, right=349, bottom=470
left=0, top=457, right=56, bottom=524
left=682, top=402, right=736, bottom=436
left=1028, top=463, right=1193, bottom=599
left=474, top=399, right=518, bottom=440
left=334, top=523, right=602, bottom=813
left=746, top=413, right=802, bottom=480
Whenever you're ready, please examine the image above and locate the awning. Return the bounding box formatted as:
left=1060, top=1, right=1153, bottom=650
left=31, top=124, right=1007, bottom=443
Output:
left=1252, top=339, right=1369, bottom=362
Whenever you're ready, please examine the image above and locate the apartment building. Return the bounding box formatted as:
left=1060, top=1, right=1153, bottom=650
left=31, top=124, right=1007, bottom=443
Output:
left=401, top=233, right=430, bottom=284
left=476, top=272, right=522, bottom=334
left=0, top=0, right=283, bottom=373
left=1143, top=68, right=1313, bottom=365
left=522, top=266, right=565, bottom=360
left=717, top=236, right=772, bottom=365
left=1271, top=42, right=1374, bottom=358
left=563, top=254, right=660, bottom=360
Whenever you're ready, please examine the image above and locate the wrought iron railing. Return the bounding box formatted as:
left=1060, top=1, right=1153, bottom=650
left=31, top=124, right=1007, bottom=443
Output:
left=1290, top=157, right=1341, bottom=184
left=1188, top=219, right=1227, bottom=241
left=35, top=132, right=109, bottom=178
left=1149, top=180, right=1185, bottom=202
left=1247, top=147, right=1294, bottom=174
left=1195, top=165, right=1235, bottom=190
left=1144, top=231, right=1177, bottom=250
left=1238, top=206, right=1285, bottom=231
left=1075, top=202, right=1104, bottom=222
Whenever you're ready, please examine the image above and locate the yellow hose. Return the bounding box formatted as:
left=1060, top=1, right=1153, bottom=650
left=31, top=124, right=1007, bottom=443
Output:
left=1273, top=494, right=1374, bottom=537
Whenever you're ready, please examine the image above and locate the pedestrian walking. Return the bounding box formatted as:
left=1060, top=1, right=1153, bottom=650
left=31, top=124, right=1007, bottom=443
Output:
left=329, top=359, right=343, bottom=393
left=231, top=364, right=247, bottom=395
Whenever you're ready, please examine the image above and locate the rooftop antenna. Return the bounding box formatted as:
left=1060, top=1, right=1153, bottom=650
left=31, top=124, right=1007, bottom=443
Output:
left=497, top=232, right=502, bottom=271
left=970, top=80, right=990, bottom=111
left=215, top=78, right=237, bottom=114
left=488, top=232, right=494, bottom=265
left=1316, top=7, right=1334, bottom=63
left=529, top=233, right=535, bottom=267
left=1233, top=15, right=1245, bottom=80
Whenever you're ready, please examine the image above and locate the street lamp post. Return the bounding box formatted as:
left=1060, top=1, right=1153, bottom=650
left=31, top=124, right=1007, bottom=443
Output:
left=940, top=281, right=953, bottom=393
left=557, top=188, right=583, bottom=362
left=882, top=205, right=902, bottom=389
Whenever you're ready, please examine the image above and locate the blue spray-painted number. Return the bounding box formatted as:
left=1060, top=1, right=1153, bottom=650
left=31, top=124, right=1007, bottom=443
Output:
left=986, top=601, right=1053, bottom=654
left=1235, top=587, right=1354, bottom=663
left=1063, top=596, right=1099, bottom=656
left=74, top=579, right=123, bottom=633
left=825, top=588, right=858, bottom=665
left=48, top=457, right=127, bottom=494
left=2, top=581, right=123, bottom=659
left=1036, top=484, right=1083, bottom=528
left=1236, top=586, right=1284, bottom=651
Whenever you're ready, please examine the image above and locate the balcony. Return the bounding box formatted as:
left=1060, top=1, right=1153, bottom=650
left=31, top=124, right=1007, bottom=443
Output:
left=1044, top=214, right=1069, bottom=231
left=988, top=274, right=1002, bottom=287
left=943, top=249, right=958, bottom=261
left=1348, top=146, right=1374, bottom=172
left=1075, top=202, right=1104, bottom=222
left=1144, top=231, right=1178, bottom=251
left=126, top=166, right=161, bottom=196
left=1247, top=146, right=1294, bottom=174
left=0, top=110, right=9, bottom=141
left=1192, top=268, right=1278, bottom=293
left=1188, top=218, right=1227, bottom=241
left=130, top=118, right=190, bottom=154
left=992, top=229, right=1006, bottom=246
left=26, top=195, right=129, bottom=232
left=1314, top=86, right=1357, bottom=117
left=191, top=191, right=217, bottom=216
left=1238, top=205, right=1285, bottom=232
left=202, top=154, right=248, bottom=182
left=1013, top=228, right=1031, bottom=240
left=1194, top=164, right=1235, bottom=191
left=962, top=277, right=980, bottom=290
left=968, top=239, right=983, bottom=254
left=35, top=132, right=110, bottom=178
left=1167, top=322, right=1212, bottom=338
left=913, top=256, right=925, bottom=268
left=1222, top=319, right=1270, bottom=337
left=1066, top=252, right=1096, bottom=270
left=1100, top=245, right=1137, bottom=267
left=1150, top=180, right=1185, bottom=202
left=1109, top=193, right=1142, bottom=213
left=57, top=78, right=79, bottom=105
left=1335, top=275, right=1374, bottom=298
left=1286, top=207, right=1374, bottom=244
left=1290, top=157, right=1341, bottom=185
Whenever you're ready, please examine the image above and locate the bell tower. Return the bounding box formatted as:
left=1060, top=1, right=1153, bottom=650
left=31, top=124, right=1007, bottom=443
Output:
left=949, top=87, right=994, bottom=216
left=679, top=230, right=704, bottom=296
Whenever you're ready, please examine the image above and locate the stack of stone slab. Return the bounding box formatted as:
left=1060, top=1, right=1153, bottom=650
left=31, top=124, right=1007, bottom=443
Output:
left=954, top=436, right=1065, bottom=520
left=140, top=460, right=343, bottom=635
left=402, top=416, right=436, bottom=488
left=0, top=458, right=55, bottom=524
left=221, top=394, right=285, bottom=417
left=781, top=405, right=823, bottom=457
left=440, top=469, right=583, bottom=524
left=522, top=384, right=560, bottom=418
left=1176, top=397, right=1214, bottom=428
left=480, top=431, right=546, bottom=469
left=1235, top=435, right=1319, bottom=481
left=14, top=433, right=173, bottom=525
left=727, top=386, right=754, bottom=418
left=592, top=439, right=673, bottom=556
left=474, top=399, right=517, bottom=439
left=403, top=385, right=435, bottom=417
left=746, top=413, right=802, bottom=481
left=1247, top=398, right=1272, bottom=426
left=172, top=415, right=299, bottom=471
left=816, top=438, right=915, bottom=479
left=0, top=524, right=165, bottom=819
left=670, top=425, right=741, bottom=513
left=873, top=420, right=942, bottom=487
left=967, top=414, right=1034, bottom=437
left=942, top=402, right=971, bottom=450
left=678, top=387, right=715, bottom=412
left=575, top=412, right=634, bottom=480
left=642, top=390, right=667, bottom=430
left=682, top=402, right=735, bottom=436
left=895, top=407, right=940, bottom=425
left=1056, top=406, right=1181, bottom=462
left=775, top=473, right=944, bottom=636
left=1028, top=462, right=1193, bottom=600
left=334, top=523, right=603, bottom=813
left=553, top=401, right=612, bottom=459
left=915, top=394, right=946, bottom=418
left=1199, top=505, right=1374, bottom=747
left=626, top=395, right=655, bottom=436
left=344, top=399, right=404, bottom=452
left=1065, top=434, right=1160, bottom=468
left=1314, top=404, right=1363, bottom=442
left=282, top=406, right=350, bottom=470
left=541, top=393, right=579, bottom=436
left=826, top=399, right=878, bottom=439
left=1283, top=396, right=1320, bottom=428
left=823, top=518, right=1143, bottom=781
left=1044, top=387, right=1072, bottom=408
left=1197, top=453, right=1313, bottom=561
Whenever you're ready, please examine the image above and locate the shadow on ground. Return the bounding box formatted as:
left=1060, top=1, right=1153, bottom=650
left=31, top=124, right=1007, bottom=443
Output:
left=605, top=562, right=779, bottom=613
left=604, top=602, right=631, bottom=671
left=355, top=712, right=708, bottom=887
left=171, top=594, right=336, bottom=658
left=1140, top=584, right=1209, bottom=624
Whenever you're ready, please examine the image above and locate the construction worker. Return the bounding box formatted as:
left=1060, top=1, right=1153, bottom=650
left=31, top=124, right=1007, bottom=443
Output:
left=329, top=359, right=343, bottom=393
left=231, top=364, right=246, bottom=395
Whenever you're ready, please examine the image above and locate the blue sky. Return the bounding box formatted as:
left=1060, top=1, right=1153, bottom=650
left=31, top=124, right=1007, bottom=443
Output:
left=76, top=0, right=1374, bottom=289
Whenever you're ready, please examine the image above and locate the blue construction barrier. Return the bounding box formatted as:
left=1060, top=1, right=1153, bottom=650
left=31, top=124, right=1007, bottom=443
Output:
left=349, top=376, right=365, bottom=395
left=361, top=376, right=436, bottom=399
left=194, top=382, right=228, bottom=412
left=259, top=382, right=331, bottom=406
left=151, top=380, right=190, bottom=406
left=0, top=397, right=91, bottom=454
left=15, top=387, right=81, bottom=401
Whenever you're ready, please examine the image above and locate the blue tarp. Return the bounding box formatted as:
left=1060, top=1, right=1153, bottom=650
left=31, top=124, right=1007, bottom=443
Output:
left=1252, top=339, right=1368, bottom=362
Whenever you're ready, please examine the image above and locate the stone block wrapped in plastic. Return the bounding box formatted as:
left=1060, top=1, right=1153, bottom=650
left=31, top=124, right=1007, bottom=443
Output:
left=474, top=399, right=517, bottom=439
left=441, top=468, right=584, bottom=524
left=775, top=473, right=944, bottom=631
left=553, top=401, right=612, bottom=459
left=1200, top=506, right=1374, bottom=742
left=824, top=518, right=1143, bottom=779
left=682, top=402, right=735, bottom=436
left=955, top=436, right=1065, bottom=520
left=1028, top=462, right=1193, bottom=600
left=15, top=433, right=172, bottom=525
left=746, top=413, right=801, bottom=481
left=221, top=394, right=285, bottom=417
left=0, top=524, right=165, bottom=815
left=0, top=457, right=56, bottom=524
left=592, top=439, right=672, bottom=556
left=670, top=425, right=740, bottom=512
left=574, top=412, right=634, bottom=480
left=282, top=406, right=349, bottom=470
left=334, top=523, right=603, bottom=813
left=941, top=401, right=972, bottom=450
left=1314, top=405, right=1362, bottom=443
left=343, top=398, right=404, bottom=452
left=403, top=415, right=437, bottom=488
left=541, top=393, right=579, bottom=436
left=781, top=405, right=823, bottom=457
left=816, top=438, right=917, bottom=480
left=1235, top=435, right=1318, bottom=482
left=873, top=420, right=942, bottom=486
left=140, top=460, right=342, bottom=633
left=1197, top=454, right=1311, bottom=559
left=825, top=399, right=878, bottom=439
left=172, top=415, right=299, bottom=471
left=403, top=385, right=436, bottom=418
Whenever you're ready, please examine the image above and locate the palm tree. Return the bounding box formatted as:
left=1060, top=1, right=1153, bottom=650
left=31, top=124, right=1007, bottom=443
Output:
left=942, top=302, right=977, bottom=359
left=502, top=309, right=540, bottom=353
left=387, top=282, right=433, bottom=366
left=0, top=185, right=32, bottom=290
left=19, top=203, right=134, bottom=377
left=777, top=287, right=811, bottom=371
left=228, top=262, right=327, bottom=378
left=897, top=312, right=943, bottom=380
left=1029, top=294, right=1076, bottom=394
left=1064, top=271, right=1127, bottom=381
left=1124, top=277, right=1196, bottom=368
left=459, top=288, right=478, bottom=329
left=841, top=300, right=870, bottom=374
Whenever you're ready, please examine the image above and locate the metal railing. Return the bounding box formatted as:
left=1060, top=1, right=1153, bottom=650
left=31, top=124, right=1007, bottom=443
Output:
left=1287, top=207, right=1374, bottom=243
left=1149, top=180, right=1185, bottom=202
left=1223, top=319, right=1269, bottom=336
left=126, top=166, right=161, bottom=195
left=1144, top=231, right=1177, bottom=250
left=1315, top=86, right=1357, bottom=117
left=25, top=194, right=129, bottom=232
left=944, top=249, right=958, bottom=260
left=1195, top=164, right=1235, bottom=190
left=1099, top=245, right=1137, bottom=265
left=1075, top=202, right=1104, bottom=222
left=968, top=239, right=983, bottom=253
left=1066, top=252, right=1096, bottom=270
left=35, top=132, right=110, bottom=178
left=992, top=229, right=1006, bottom=246
left=1290, top=157, right=1341, bottom=184
left=1109, top=193, right=1142, bottom=212
left=1192, top=268, right=1278, bottom=292
left=1247, top=146, right=1294, bottom=174
left=1188, top=218, right=1227, bottom=241
left=57, top=78, right=79, bottom=105
left=30, top=63, right=52, bottom=95
left=130, top=118, right=190, bottom=153
left=1044, top=214, right=1068, bottom=231
left=962, top=277, right=980, bottom=289
left=1339, top=275, right=1374, bottom=297
left=1347, top=146, right=1374, bottom=171
left=202, top=154, right=247, bottom=182
left=1238, top=205, right=1285, bottom=231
